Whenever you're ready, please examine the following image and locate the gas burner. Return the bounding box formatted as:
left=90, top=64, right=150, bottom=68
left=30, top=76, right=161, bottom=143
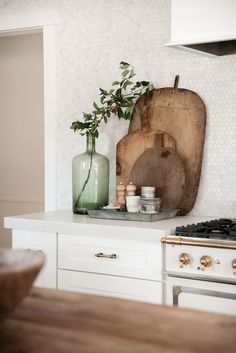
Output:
left=175, top=218, right=236, bottom=241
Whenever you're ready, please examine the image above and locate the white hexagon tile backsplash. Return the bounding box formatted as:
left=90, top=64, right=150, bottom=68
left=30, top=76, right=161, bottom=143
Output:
left=1, top=0, right=236, bottom=217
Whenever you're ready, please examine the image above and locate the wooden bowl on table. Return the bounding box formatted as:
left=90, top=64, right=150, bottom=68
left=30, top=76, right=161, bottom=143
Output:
left=0, top=248, right=44, bottom=320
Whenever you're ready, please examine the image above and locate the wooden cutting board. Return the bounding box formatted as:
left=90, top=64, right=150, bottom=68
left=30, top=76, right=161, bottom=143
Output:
left=117, top=130, right=186, bottom=209
left=116, top=129, right=175, bottom=178
left=129, top=133, right=185, bottom=208
left=118, top=77, right=206, bottom=215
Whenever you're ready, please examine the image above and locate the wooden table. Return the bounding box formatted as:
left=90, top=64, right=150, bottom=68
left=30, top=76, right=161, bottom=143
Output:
left=0, top=288, right=235, bottom=353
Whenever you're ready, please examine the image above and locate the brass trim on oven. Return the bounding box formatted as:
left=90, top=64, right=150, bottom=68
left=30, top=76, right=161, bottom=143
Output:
left=161, top=236, right=236, bottom=250
left=172, top=285, right=236, bottom=307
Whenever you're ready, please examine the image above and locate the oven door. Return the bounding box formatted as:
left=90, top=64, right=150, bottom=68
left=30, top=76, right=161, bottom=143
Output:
left=165, top=275, right=236, bottom=316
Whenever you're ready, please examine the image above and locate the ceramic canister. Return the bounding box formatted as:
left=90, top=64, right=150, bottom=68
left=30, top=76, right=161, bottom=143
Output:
left=126, top=196, right=140, bottom=213
left=141, top=186, right=155, bottom=198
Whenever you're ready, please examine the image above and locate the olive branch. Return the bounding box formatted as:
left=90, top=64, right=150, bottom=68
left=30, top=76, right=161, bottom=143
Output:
left=70, top=62, right=153, bottom=138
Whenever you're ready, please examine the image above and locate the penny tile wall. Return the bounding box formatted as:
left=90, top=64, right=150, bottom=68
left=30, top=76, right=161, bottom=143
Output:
left=1, top=0, right=236, bottom=217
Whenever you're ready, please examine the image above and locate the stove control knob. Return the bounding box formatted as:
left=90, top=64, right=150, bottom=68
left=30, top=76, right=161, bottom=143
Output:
left=179, top=253, right=191, bottom=268
left=200, top=255, right=212, bottom=270
left=232, top=259, right=236, bottom=275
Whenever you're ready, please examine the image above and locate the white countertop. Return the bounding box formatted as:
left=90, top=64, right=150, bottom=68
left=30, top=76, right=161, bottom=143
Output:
left=4, top=209, right=214, bottom=237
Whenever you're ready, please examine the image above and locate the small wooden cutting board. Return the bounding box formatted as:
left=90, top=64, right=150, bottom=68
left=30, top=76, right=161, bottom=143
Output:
left=128, top=133, right=186, bottom=208
left=116, top=129, right=175, bottom=182
left=116, top=130, right=186, bottom=209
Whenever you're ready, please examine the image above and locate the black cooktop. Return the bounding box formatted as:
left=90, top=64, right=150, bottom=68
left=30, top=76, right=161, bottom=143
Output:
left=175, top=218, right=236, bottom=241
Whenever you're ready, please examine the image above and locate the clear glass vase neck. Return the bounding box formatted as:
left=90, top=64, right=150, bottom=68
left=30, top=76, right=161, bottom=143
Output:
left=86, top=133, right=96, bottom=153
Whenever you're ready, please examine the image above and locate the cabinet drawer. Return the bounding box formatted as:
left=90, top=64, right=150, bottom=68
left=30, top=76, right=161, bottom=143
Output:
left=58, top=269, right=162, bottom=304
left=58, top=233, right=162, bottom=281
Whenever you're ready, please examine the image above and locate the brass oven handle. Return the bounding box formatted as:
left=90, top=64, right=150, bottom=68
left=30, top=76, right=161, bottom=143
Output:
left=95, top=252, right=117, bottom=259
left=232, top=259, right=236, bottom=275
left=173, top=285, right=236, bottom=307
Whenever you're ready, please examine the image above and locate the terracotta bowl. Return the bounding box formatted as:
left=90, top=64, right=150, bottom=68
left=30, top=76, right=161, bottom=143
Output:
left=0, top=248, right=44, bottom=320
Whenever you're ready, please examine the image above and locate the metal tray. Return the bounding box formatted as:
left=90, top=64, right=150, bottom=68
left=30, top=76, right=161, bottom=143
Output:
left=87, top=208, right=178, bottom=222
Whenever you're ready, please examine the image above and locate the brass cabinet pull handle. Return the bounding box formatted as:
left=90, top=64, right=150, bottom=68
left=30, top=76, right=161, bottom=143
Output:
left=232, top=259, right=236, bottom=275
left=27, top=248, right=43, bottom=253
left=95, top=252, right=117, bottom=259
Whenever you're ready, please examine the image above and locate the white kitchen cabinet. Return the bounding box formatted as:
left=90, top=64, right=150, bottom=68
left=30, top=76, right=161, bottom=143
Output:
left=58, top=231, right=162, bottom=303
left=58, top=233, right=161, bottom=281
left=167, top=0, right=236, bottom=56
left=58, top=270, right=162, bottom=304
left=12, top=229, right=57, bottom=288
left=170, top=0, right=236, bottom=43
left=5, top=210, right=210, bottom=304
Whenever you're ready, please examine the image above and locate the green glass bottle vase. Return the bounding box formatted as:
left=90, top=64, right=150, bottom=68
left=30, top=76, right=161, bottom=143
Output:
left=72, top=133, right=109, bottom=214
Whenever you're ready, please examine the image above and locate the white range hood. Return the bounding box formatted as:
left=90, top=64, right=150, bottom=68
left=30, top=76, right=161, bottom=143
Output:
left=166, top=0, right=236, bottom=56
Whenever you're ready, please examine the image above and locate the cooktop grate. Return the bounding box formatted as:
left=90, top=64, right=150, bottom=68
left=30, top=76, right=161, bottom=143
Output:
left=175, top=219, right=236, bottom=240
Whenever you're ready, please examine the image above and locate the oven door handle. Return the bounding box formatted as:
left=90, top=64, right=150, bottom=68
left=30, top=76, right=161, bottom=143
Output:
left=173, top=285, right=236, bottom=306
left=164, top=271, right=236, bottom=285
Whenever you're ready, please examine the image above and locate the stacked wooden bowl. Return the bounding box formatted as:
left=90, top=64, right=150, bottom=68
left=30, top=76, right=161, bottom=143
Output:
left=0, top=248, right=44, bottom=319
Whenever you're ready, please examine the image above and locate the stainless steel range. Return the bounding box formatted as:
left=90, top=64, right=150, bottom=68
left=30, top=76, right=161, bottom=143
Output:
left=162, top=219, right=236, bottom=316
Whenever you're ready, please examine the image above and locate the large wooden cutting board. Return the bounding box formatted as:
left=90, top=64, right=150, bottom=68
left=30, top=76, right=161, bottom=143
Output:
left=128, top=83, right=206, bottom=215
left=116, top=78, right=206, bottom=215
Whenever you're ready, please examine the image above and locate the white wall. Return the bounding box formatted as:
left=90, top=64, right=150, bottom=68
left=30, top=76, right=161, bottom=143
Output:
left=0, top=0, right=236, bottom=218
left=0, top=33, right=44, bottom=247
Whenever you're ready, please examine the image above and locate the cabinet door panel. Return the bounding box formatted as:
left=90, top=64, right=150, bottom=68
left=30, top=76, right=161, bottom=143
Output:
left=58, top=234, right=161, bottom=281
left=58, top=269, right=162, bottom=304
left=12, top=230, right=57, bottom=288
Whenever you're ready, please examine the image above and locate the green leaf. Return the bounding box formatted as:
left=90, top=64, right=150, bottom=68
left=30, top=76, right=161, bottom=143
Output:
left=112, top=81, right=120, bottom=86
left=100, top=96, right=105, bottom=104
left=141, top=81, right=150, bottom=86
left=93, top=101, right=99, bottom=110
left=70, top=121, right=92, bottom=132
left=120, top=61, right=129, bottom=66
left=93, top=109, right=102, bottom=115
left=118, top=108, right=124, bottom=119
left=115, top=88, right=122, bottom=97
left=123, top=80, right=133, bottom=89
left=99, top=87, right=108, bottom=95
left=120, top=62, right=130, bottom=70
left=122, top=69, right=129, bottom=77
left=129, top=69, right=135, bottom=78
left=83, top=113, right=93, bottom=121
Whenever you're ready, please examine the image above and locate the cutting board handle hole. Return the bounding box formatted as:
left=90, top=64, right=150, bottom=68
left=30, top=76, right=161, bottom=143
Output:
left=173, top=75, right=179, bottom=90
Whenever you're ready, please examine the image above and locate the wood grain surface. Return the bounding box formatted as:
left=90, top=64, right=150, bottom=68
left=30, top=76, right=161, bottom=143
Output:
left=117, top=131, right=186, bottom=208
left=128, top=86, right=206, bottom=215
left=129, top=133, right=186, bottom=208
left=116, top=130, right=175, bottom=181
left=0, top=288, right=235, bottom=353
